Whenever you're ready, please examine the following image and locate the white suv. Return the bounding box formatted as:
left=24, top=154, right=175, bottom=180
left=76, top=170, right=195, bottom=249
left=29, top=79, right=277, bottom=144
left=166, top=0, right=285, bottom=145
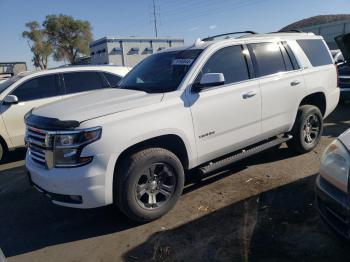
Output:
left=0, top=65, right=130, bottom=161
left=25, top=32, right=339, bottom=222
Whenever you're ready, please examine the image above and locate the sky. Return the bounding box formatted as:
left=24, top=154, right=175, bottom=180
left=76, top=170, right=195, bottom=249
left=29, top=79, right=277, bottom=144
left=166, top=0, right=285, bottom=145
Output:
left=1, top=0, right=350, bottom=70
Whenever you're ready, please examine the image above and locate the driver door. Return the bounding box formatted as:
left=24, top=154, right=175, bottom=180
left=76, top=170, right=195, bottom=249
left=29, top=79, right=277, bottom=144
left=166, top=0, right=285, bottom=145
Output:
left=188, top=45, right=262, bottom=164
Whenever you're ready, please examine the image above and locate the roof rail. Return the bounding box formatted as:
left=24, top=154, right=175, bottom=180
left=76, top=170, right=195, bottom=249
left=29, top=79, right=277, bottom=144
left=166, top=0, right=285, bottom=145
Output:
left=277, top=29, right=304, bottom=33
left=202, top=31, right=258, bottom=41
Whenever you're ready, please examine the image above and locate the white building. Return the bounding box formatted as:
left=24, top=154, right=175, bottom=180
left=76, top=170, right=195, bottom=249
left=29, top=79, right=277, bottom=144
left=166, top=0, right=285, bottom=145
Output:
left=89, top=36, right=184, bottom=67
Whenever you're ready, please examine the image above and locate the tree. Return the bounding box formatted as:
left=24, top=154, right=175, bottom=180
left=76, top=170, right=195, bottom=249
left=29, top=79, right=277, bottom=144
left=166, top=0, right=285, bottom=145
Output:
left=44, top=14, right=92, bottom=64
left=22, top=21, right=52, bottom=69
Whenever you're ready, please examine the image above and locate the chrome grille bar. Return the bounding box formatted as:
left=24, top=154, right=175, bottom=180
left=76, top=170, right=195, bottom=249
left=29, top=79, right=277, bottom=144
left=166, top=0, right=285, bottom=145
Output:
left=26, top=125, right=51, bottom=168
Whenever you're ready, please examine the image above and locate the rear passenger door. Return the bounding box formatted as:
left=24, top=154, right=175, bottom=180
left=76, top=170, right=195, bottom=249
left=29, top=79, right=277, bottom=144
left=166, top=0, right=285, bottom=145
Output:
left=62, top=71, right=108, bottom=98
left=189, top=45, right=262, bottom=164
left=248, top=41, right=305, bottom=136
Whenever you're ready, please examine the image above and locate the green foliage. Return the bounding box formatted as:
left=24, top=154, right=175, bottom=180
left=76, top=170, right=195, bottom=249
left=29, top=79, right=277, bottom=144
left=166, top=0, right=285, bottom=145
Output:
left=44, top=14, right=93, bottom=64
left=22, top=21, right=52, bottom=69
left=22, top=14, right=93, bottom=68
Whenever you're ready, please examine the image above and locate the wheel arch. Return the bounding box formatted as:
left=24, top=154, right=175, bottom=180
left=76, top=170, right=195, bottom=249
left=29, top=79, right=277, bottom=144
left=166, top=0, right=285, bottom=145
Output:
left=289, top=92, right=326, bottom=132
left=0, top=134, right=9, bottom=152
left=299, top=92, right=326, bottom=117
left=114, top=134, right=190, bottom=173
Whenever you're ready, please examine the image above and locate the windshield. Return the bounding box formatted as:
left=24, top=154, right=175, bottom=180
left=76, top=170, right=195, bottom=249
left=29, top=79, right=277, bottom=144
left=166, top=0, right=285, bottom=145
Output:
left=118, top=49, right=203, bottom=93
left=0, top=74, right=27, bottom=94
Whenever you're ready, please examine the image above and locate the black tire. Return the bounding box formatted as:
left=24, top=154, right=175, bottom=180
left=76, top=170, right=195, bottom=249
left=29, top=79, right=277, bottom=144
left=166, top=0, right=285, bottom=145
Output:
left=0, top=142, right=4, bottom=164
left=287, top=105, right=323, bottom=154
left=115, top=148, right=185, bottom=222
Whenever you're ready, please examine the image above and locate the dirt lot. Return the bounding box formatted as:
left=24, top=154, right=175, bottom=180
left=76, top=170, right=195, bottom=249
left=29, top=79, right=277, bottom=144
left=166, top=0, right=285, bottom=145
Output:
left=1, top=104, right=350, bottom=262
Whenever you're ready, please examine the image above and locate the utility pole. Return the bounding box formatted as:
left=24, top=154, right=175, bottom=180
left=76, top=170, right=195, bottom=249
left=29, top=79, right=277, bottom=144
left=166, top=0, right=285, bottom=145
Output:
left=152, top=0, right=158, bottom=37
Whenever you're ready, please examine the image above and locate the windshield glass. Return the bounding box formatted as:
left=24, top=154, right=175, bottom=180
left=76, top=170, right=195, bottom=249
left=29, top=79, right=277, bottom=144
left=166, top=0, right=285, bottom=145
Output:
left=118, top=49, right=203, bottom=93
left=0, top=74, right=27, bottom=94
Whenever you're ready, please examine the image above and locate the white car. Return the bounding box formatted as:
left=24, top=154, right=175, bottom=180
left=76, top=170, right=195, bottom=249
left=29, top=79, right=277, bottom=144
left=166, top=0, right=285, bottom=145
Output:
left=0, top=65, right=130, bottom=161
left=25, top=32, right=339, bottom=222
left=316, top=129, right=350, bottom=238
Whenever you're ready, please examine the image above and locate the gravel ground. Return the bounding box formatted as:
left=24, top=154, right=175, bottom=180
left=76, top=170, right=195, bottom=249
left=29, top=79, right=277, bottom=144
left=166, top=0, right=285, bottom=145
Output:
left=1, top=104, right=350, bottom=262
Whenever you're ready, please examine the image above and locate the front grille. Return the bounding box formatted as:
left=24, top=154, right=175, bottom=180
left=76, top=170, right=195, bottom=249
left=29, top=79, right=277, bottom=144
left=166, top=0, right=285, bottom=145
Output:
left=26, top=126, right=51, bottom=167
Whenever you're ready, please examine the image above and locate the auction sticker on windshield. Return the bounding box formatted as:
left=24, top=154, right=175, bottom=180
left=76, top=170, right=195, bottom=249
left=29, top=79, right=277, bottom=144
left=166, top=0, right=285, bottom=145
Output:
left=171, top=59, right=194, bottom=66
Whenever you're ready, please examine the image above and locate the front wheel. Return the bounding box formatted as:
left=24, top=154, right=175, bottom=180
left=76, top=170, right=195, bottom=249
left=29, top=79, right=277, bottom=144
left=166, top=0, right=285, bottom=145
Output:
left=287, top=105, right=323, bottom=154
left=115, top=148, right=185, bottom=222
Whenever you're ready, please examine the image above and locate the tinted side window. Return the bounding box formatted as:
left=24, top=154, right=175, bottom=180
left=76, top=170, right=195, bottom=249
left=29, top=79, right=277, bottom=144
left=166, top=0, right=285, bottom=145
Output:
left=297, top=39, right=333, bottom=67
left=63, top=72, right=105, bottom=94
left=12, top=75, right=59, bottom=102
left=249, top=42, right=286, bottom=77
left=103, top=73, right=121, bottom=87
left=197, top=45, right=250, bottom=84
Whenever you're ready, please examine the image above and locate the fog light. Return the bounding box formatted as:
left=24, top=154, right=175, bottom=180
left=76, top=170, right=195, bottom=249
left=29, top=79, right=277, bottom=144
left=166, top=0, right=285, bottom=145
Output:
left=69, top=195, right=82, bottom=203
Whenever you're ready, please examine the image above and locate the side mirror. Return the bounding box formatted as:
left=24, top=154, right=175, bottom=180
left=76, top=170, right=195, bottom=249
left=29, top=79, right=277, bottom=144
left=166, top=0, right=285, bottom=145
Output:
left=191, top=73, right=225, bottom=92
left=3, top=95, right=18, bottom=105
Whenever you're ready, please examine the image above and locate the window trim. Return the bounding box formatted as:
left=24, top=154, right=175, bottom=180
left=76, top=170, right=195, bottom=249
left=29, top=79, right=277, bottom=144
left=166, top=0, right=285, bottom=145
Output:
left=10, top=73, right=62, bottom=102
left=281, top=41, right=300, bottom=70
left=101, top=72, right=122, bottom=87
left=192, top=44, right=253, bottom=92
left=61, top=70, right=108, bottom=95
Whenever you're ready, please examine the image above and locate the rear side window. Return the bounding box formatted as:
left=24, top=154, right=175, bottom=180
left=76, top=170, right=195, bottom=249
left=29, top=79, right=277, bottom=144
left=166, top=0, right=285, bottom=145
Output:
left=63, top=72, right=105, bottom=94
left=196, top=45, right=250, bottom=84
left=297, top=39, right=333, bottom=67
left=103, top=73, right=121, bottom=87
left=249, top=42, right=286, bottom=77
left=12, top=74, right=60, bottom=102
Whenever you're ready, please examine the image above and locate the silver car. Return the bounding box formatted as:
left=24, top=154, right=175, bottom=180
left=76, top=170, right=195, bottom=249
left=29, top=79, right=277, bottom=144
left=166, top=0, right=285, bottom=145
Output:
left=316, top=128, right=350, bottom=238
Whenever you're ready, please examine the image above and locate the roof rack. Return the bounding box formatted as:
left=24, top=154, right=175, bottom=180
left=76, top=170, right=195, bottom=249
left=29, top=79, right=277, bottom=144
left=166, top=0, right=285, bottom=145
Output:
left=277, top=29, right=304, bottom=33
left=202, top=31, right=258, bottom=41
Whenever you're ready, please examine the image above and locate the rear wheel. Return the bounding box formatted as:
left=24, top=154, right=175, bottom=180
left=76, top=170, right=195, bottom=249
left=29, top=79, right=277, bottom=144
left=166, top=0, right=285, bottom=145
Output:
left=287, top=105, right=323, bottom=154
left=115, top=148, right=185, bottom=222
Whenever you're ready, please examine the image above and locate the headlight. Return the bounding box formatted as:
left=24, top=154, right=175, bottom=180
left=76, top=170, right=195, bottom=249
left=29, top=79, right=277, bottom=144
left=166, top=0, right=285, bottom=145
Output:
left=320, top=139, right=350, bottom=192
left=50, top=127, right=102, bottom=168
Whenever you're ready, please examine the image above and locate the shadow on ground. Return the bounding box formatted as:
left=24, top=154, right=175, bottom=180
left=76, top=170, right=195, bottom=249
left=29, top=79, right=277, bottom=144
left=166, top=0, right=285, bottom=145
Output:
left=0, top=143, right=300, bottom=258
left=323, top=102, right=350, bottom=137
left=123, top=176, right=350, bottom=262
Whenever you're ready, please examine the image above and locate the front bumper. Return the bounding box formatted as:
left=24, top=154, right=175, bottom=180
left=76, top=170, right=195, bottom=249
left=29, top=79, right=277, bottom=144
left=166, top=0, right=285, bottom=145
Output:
left=315, top=175, right=350, bottom=238
left=26, top=152, right=112, bottom=208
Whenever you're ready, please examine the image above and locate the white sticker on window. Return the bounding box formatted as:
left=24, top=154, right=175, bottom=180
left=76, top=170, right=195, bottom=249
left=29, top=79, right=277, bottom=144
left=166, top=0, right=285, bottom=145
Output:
left=171, top=59, right=194, bottom=66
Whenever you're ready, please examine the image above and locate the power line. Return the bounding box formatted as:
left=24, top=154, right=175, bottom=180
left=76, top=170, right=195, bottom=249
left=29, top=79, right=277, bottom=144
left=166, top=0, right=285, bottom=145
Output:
left=160, top=0, right=269, bottom=26
left=151, top=0, right=159, bottom=37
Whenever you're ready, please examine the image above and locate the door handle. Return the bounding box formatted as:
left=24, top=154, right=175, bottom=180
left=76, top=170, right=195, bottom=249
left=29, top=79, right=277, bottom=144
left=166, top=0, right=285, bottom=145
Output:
left=290, top=80, right=301, bottom=86
left=242, top=91, right=257, bottom=99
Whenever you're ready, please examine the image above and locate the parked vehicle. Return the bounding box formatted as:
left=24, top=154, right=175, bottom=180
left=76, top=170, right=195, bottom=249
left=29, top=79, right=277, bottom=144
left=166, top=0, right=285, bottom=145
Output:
left=335, top=33, right=350, bottom=101
left=0, top=65, right=130, bottom=162
left=316, top=129, right=350, bottom=239
left=331, top=49, right=344, bottom=64
left=0, top=248, right=5, bottom=262
left=25, top=32, right=339, bottom=222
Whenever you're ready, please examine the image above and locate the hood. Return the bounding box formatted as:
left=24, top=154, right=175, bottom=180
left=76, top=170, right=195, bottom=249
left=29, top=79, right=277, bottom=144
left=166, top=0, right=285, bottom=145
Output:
left=335, top=33, right=350, bottom=62
left=32, top=88, right=163, bottom=122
